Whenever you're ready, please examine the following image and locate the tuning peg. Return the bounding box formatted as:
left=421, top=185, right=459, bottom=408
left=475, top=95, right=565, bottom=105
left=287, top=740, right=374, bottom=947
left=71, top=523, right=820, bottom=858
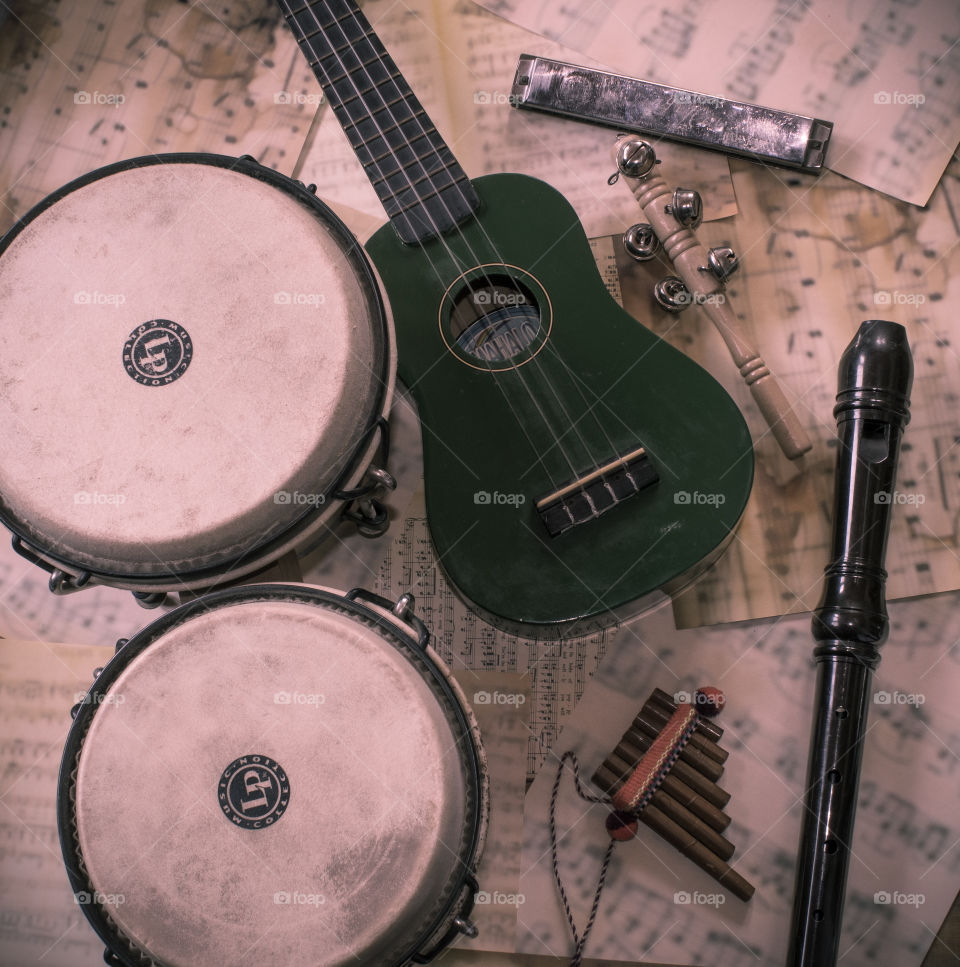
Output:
left=653, top=276, right=692, bottom=312
left=615, top=138, right=658, bottom=179
left=623, top=223, right=661, bottom=261
left=706, top=246, right=739, bottom=281
left=665, top=188, right=703, bottom=228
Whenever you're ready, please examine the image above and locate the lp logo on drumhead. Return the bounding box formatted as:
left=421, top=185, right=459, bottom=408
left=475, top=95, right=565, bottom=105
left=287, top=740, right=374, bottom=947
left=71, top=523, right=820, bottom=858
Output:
left=219, top=755, right=290, bottom=830
left=123, top=319, right=193, bottom=386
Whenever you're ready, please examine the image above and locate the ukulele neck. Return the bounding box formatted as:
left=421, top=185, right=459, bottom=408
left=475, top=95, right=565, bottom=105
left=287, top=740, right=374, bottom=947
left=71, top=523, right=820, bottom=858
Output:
left=279, top=0, right=479, bottom=244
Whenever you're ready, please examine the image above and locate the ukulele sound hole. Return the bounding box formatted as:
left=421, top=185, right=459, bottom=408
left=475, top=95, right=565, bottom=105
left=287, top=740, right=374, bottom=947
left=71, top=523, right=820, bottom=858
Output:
left=450, top=275, right=541, bottom=363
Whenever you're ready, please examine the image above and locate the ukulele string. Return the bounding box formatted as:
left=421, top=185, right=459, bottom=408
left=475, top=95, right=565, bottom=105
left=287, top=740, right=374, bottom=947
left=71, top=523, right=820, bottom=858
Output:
left=297, top=0, right=608, bottom=494
left=287, top=0, right=577, bottom=490
left=329, top=2, right=626, bottom=499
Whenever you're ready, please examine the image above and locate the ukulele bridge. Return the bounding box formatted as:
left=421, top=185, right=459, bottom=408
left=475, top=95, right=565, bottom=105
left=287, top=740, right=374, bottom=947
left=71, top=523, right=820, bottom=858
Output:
left=536, top=446, right=658, bottom=537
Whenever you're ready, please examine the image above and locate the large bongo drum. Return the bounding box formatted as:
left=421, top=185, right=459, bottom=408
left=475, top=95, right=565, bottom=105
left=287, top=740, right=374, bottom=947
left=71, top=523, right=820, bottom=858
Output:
left=0, top=155, right=394, bottom=600
left=59, top=584, right=487, bottom=966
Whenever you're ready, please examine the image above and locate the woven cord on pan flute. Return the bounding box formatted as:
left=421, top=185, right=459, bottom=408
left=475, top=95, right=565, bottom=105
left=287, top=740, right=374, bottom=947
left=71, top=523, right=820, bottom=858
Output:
left=549, top=690, right=723, bottom=967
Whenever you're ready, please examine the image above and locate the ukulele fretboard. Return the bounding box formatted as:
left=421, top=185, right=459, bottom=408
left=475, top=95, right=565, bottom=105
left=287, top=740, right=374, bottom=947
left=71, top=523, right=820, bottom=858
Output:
left=279, top=0, right=479, bottom=244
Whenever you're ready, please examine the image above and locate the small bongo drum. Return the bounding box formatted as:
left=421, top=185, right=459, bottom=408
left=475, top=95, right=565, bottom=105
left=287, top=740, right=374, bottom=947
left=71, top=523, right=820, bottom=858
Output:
left=59, top=584, right=487, bottom=966
left=0, top=155, right=394, bottom=601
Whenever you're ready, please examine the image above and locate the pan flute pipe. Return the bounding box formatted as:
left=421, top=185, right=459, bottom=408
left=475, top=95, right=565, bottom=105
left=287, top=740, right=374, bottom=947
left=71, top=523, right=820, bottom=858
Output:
left=593, top=687, right=755, bottom=902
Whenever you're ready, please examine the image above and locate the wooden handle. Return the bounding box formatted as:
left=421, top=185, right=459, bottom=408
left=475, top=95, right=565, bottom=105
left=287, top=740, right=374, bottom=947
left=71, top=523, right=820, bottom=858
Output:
left=613, top=135, right=812, bottom=460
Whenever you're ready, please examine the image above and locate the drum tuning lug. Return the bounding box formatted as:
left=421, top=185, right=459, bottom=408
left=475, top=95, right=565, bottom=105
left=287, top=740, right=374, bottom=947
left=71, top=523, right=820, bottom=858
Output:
left=306, top=183, right=317, bottom=194
left=664, top=188, right=703, bottom=228
left=114, top=638, right=128, bottom=653
left=393, top=592, right=415, bottom=619
left=70, top=702, right=82, bottom=720
left=622, top=223, right=660, bottom=261
left=132, top=590, right=167, bottom=609
left=653, top=276, right=693, bottom=312
left=49, top=568, right=92, bottom=595
left=93, top=666, right=104, bottom=678
left=615, top=138, right=658, bottom=179
left=238, top=154, right=257, bottom=164
left=705, top=245, right=739, bottom=281
left=454, top=916, right=478, bottom=939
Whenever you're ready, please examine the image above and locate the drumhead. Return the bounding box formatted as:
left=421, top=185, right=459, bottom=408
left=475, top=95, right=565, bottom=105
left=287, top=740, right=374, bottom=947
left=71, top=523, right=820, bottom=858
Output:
left=0, top=155, right=390, bottom=584
left=60, top=584, right=485, bottom=967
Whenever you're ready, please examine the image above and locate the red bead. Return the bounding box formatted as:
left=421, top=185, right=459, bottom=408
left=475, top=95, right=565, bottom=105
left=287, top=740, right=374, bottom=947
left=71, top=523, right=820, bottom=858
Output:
left=606, top=810, right=638, bottom=841
left=695, top=686, right=725, bottom=717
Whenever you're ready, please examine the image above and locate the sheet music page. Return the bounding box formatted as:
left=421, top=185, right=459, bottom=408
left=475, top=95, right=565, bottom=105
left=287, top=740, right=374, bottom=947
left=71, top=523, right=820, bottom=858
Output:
left=0, top=638, right=115, bottom=967
left=455, top=671, right=530, bottom=953
left=296, top=0, right=737, bottom=240
left=517, top=593, right=960, bottom=967
left=375, top=487, right=615, bottom=785
left=0, top=0, right=335, bottom=234
left=585, top=157, right=960, bottom=628
left=475, top=0, right=960, bottom=208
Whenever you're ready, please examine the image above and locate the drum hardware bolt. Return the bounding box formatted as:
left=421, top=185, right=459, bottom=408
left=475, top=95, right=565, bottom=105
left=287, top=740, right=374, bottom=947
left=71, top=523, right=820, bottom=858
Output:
left=345, top=496, right=390, bottom=537
left=393, top=592, right=415, bottom=619
left=69, top=702, right=82, bottom=720
left=49, top=568, right=92, bottom=595
left=664, top=188, right=703, bottom=228
left=368, top=466, right=397, bottom=491
left=454, top=916, right=478, bottom=938
left=93, top=666, right=104, bottom=678
left=622, top=223, right=660, bottom=261
left=132, top=590, right=166, bottom=610
left=703, top=245, right=739, bottom=281
left=307, top=183, right=317, bottom=194
left=114, top=639, right=128, bottom=653
left=239, top=154, right=257, bottom=164
left=614, top=137, right=658, bottom=179
left=653, top=276, right=693, bottom=312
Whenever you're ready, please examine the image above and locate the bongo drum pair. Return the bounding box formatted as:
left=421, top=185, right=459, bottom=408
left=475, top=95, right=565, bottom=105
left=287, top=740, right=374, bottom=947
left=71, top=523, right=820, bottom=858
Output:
left=0, top=156, right=488, bottom=963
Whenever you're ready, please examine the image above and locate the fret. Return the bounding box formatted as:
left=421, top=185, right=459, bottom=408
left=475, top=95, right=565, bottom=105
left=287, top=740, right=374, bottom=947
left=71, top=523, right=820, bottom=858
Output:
left=341, top=108, right=430, bottom=143
left=369, top=163, right=463, bottom=196
left=280, top=0, right=479, bottom=243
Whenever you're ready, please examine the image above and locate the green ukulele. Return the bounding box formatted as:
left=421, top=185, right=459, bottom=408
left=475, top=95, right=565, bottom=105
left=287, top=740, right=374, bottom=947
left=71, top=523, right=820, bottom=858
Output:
left=281, top=0, right=754, bottom=637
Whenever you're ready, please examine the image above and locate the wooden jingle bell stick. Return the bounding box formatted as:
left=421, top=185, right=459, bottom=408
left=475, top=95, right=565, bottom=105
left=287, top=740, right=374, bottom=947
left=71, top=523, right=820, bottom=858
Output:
left=612, top=133, right=812, bottom=461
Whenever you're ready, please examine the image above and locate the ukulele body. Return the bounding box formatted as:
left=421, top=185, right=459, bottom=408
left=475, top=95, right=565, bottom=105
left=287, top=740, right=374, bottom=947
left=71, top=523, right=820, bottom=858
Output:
left=366, top=172, right=754, bottom=637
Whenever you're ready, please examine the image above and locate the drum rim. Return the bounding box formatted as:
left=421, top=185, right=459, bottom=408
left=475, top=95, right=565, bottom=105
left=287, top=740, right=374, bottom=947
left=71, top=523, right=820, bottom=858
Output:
left=57, top=582, right=485, bottom=967
left=0, top=153, right=393, bottom=588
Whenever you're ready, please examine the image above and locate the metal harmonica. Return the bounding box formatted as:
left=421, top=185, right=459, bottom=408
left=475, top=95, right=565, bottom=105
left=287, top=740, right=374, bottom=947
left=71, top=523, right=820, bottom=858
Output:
left=511, top=54, right=833, bottom=171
